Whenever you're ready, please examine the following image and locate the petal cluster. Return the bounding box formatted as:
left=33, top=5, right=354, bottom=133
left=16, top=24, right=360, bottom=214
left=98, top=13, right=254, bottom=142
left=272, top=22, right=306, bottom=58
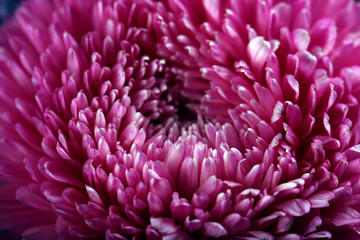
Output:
left=1, top=0, right=360, bottom=239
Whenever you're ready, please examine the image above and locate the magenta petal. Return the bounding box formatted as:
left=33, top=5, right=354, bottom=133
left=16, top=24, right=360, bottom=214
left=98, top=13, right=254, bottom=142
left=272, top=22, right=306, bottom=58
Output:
left=271, top=101, right=284, bottom=124
left=283, top=75, right=300, bottom=102
left=304, top=231, right=332, bottom=239
left=344, top=145, right=360, bottom=161
left=200, top=157, right=217, bottom=185
left=184, top=217, right=203, bottom=233
left=247, top=36, right=271, bottom=73
left=16, top=185, right=51, bottom=211
left=117, top=187, right=135, bottom=207
left=277, top=233, right=301, bottom=240
left=0, top=209, right=56, bottom=234
left=202, top=222, right=227, bottom=238
left=285, top=102, right=302, bottom=130
left=85, top=185, right=104, bottom=206
left=23, top=157, right=45, bottom=182
left=196, top=175, right=223, bottom=198
left=22, top=225, right=57, bottom=240
left=15, top=123, right=42, bottom=150
left=295, top=50, right=317, bottom=78
left=244, top=163, right=265, bottom=188
left=150, top=217, right=180, bottom=235
left=40, top=181, right=64, bottom=203
left=223, top=149, right=241, bottom=180
left=292, top=28, right=310, bottom=51
left=179, top=157, right=199, bottom=199
left=150, top=177, right=172, bottom=206
left=276, top=215, right=293, bottom=233
left=146, top=225, right=161, bottom=240
left=76, top=202, right=107, bottom=220
left=162, top=230, right=192, bottom=240
left=210, top=192, right=232, bottom=220
left=191, top=193, right=210, bottom=210
left=67, top=46, right=88, bottom=74
left=327, top=207, right=360, bottom=226
left=253, top=211, right=285, bottom=229
left=39, top=158, right=83, bottom=188
left=62, top=187, right=87, bottom=205
left=106, top=174, right=124, bottom=203
left=248, top=231, right=274, bottom=240
left=275, top=199, right=310, bottom=217
left=164, top=141, right=186, bottom=179
left=125, top=168, right=141, bottom=188
left=170, top=197, right=192, bottom=224
left=68, top=224, right=102, bottom=238
left=310, top=19, right=337, bottom=55
left=106, top=229, right=128, bottom=240
left=203, top=0, right=221, bottom=25
left=221, top=213, right=251, bottom=234
left=147, top=192, right=166, bottom=217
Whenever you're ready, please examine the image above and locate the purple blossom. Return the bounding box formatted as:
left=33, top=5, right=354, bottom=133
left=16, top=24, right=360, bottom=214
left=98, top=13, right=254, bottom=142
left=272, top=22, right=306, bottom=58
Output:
left=1, top=0, right=360, bottom=239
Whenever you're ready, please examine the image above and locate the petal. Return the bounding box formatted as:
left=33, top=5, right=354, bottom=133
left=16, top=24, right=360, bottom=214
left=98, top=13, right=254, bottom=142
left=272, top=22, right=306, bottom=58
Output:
left=163, top=230, right=192, bottom=240
left=221, top=213, right=251, bottom=234
left=150, top=217, right=180, bottom=235
left=202, top=222, right=227, bottom=238
left=150, top=177, right=173, bottom=206
left=16, top=185, right=51, bottom=211
left=39, top=158, right=83, bottom=188
left=275, top=199, right=310, bottom=217
left=85, top=185, right=104, bottom=206
left=203, top=0, right=222, bottom=25
left=22, top=224, right=57, bottom=240
left=179, top=157, right=199, bottom=199
left=296, top=50, right=317, bottom=79
left=247, top=36, right=271, bottom=73
left=170, top=197, right=192, bottom=224
left=292, top=28, right=310, bottom=51
left=147, top=192, right=166, bottom=217
left=200, top=157, right=217, bottom=185
left=164, top=141, right=186, bottom=179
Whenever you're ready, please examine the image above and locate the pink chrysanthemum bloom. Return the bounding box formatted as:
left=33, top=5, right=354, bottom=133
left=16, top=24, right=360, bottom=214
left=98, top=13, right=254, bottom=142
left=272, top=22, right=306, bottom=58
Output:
left=2, top=0, right=360, bottom=239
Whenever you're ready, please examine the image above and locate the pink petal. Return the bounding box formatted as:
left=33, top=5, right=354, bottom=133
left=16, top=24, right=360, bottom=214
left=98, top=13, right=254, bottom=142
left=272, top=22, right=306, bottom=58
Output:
left=247, top=36, right=271, bottom=73
left=150, top=177, right=173, bottom=206
left=179, top=157, right=199, bottom=199
left=202, top=222, right=227, bottom=238
left=221, top=213, right=251, bottom=234
left=163, top=230, right=192, bottom=240
left=16, top=185, right=51, bottom=211
left=150, top=217, right=180, bottom=235
left=85, top=185, right=104, bottom=206
left=203, top=0, right=222, bottom=25
left=292, top=28, right=310, bottom=51
left=39, top=157, right=83, bottom=188
left=275, top=199, right=310, bottom=217
left=164, top=141, right=186, bottom=179
left=170, top=197, right=192, bottom=224
left=184, top=217, right=203, bottom=233
left=304, top=231, right=332, bottom=239
left=296, top=50, right=317, bottom=79
left=147, top=192, right=166, bottom=217
left=22, top=224, right=57, bottom=240
left=200, top=157, right=217, bottom=185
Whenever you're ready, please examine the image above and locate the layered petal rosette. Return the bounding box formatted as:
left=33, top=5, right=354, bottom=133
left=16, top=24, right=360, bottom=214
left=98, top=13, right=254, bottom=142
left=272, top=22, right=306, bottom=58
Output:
left=1, top=0, right=360, bottom=239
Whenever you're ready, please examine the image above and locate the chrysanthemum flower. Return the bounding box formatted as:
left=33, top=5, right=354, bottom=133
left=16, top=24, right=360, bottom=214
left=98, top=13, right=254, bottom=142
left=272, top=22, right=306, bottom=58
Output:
left=1, top=0, right=360, bottom=239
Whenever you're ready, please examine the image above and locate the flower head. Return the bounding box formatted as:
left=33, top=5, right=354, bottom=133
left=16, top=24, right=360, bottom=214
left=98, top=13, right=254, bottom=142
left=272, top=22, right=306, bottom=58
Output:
left=1, top=0, right=360, bottom=239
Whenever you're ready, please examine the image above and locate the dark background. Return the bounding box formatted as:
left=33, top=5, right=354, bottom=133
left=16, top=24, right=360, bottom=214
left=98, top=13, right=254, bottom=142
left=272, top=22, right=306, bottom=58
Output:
left=0, top=0, right=22, bottom=25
